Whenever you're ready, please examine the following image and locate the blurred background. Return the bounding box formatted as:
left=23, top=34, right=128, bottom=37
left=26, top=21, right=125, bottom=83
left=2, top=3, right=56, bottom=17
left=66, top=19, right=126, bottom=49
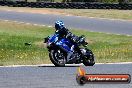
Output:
left=0, top=0, right=132, bottom=4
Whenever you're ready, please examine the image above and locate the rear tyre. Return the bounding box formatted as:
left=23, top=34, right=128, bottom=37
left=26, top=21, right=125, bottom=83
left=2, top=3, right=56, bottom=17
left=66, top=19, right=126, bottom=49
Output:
left=49, top=49, right=66, bottom=67
left=83, top=49, right=95, bottom=66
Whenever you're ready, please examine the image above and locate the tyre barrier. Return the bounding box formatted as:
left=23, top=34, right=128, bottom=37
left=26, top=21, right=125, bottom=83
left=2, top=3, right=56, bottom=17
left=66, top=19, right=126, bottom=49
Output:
left=0, top=1, right=132, bottom=10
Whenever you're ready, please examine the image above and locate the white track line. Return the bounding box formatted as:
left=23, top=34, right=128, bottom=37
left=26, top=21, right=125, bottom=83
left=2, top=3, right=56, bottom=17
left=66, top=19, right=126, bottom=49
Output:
left=0, top=19, right=52, bottom=27
left=0, top=62, right=132, bottom=67
left=65, top=14, right=132, bottom=22
left=77, top=15, right=132, bottom=22
left=17, top=11, right=24, bottom=13
left=6, top=10, right=12, bottom=12
left=0, top=64, right=83, bottom=67
left=48, top=26, right=53, bottom=28
left=13, top=21, right=18, bottom=23
left=96, top=62, right=132, bottom=64
left=89, top=30, right=132, bottom=36
left=33, top=24, right=38, bottom=26
left=26, top=23, right=31, bottom=25
left=19, top=22, right=25, bottom=24
left=4, top=20, right=9, bottom=22
left=126, top=35, right=131, bottom=37
left=41, top=25, right=45, bottom=27
left=0, top=19, right=131, bottom=37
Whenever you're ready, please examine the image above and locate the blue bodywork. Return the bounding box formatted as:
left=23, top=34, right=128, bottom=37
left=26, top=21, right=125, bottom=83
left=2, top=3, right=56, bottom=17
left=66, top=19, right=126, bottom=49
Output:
left=48, top=34, right=73, bottom=52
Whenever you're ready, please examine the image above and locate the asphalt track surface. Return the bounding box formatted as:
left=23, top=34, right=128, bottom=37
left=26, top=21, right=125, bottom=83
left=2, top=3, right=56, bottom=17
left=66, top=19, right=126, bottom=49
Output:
left=0, top=10, right=132, bottom=35
left=0, top=10, right=132, bottom=88
left=0, top=63, right=132, bottom=88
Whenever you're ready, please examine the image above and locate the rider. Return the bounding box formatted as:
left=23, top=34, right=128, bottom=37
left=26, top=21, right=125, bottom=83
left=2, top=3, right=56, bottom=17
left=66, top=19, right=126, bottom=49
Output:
left=54, top=20, right=78, bottom=61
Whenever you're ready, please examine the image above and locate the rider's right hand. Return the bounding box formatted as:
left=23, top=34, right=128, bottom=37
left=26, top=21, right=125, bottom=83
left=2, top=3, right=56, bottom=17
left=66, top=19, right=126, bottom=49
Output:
left=66, top=31, right=72, bottom=38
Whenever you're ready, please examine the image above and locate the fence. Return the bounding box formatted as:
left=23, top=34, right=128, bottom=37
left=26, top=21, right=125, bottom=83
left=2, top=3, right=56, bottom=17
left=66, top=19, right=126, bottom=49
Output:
left=0, top=1, right=132, bottom=9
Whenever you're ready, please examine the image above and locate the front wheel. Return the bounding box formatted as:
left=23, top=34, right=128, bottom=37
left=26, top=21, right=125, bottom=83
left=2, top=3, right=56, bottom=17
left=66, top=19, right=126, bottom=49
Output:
left=83, top=49, right=95, bottom=66
left=49, top=49, right=66, bottom=67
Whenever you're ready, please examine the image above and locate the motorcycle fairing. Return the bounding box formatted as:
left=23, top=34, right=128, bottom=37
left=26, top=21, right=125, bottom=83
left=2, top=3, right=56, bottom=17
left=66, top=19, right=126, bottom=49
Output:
left=56, top=38, right=73, bottom=52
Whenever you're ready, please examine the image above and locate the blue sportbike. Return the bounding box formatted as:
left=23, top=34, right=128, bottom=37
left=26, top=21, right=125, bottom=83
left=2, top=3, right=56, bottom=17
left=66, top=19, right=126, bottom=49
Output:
left=44, top=33, right=95, bottom=67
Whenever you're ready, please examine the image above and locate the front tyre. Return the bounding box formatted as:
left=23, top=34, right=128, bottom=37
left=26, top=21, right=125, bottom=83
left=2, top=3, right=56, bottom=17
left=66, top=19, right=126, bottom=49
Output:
left=83, top=49, right=95, bottom=66
left=49, top=49, right=66, bottom=67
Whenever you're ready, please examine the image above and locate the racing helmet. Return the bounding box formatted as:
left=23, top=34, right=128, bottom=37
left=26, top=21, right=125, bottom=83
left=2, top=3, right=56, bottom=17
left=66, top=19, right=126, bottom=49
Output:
left=55, top=21, right=64, bottom=30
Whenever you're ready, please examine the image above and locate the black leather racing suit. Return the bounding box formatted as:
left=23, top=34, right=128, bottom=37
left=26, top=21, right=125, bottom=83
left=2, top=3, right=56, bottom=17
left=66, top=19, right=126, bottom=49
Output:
left=55, top=27, right=79, bottom=61
left=55, top=27, right=79, bottom=45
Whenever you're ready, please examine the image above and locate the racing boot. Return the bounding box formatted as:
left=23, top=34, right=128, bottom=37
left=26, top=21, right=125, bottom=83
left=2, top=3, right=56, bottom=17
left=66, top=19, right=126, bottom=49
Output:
left=67, top=51, right=73, bottom=62
left=67, top=45, right=74, bottom=62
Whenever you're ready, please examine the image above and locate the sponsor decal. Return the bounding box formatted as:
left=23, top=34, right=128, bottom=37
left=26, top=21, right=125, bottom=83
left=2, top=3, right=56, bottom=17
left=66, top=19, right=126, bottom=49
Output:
left=76, top=66, right=131, bottom=85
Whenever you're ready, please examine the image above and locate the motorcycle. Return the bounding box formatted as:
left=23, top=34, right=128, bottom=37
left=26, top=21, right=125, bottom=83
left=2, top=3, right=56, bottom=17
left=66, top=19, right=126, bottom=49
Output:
left=44, top=33, right=95, bottom=67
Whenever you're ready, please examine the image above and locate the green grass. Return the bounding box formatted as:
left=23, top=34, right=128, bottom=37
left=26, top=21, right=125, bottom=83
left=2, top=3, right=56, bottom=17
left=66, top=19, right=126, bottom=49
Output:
left=0, top=21, right=53, bottom=65
left=0, top=21, right=131, bottom=65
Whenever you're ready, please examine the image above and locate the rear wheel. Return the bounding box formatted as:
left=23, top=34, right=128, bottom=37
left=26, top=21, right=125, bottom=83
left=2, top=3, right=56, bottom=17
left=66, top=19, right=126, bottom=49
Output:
left=49, top=49, right=66, bottom=67
left=83, top=49, right=95, bottom=66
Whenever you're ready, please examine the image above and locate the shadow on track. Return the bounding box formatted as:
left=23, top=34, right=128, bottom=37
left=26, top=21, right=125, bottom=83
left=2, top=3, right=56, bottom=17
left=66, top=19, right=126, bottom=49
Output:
left=38, top=64, right=83, bottom=67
